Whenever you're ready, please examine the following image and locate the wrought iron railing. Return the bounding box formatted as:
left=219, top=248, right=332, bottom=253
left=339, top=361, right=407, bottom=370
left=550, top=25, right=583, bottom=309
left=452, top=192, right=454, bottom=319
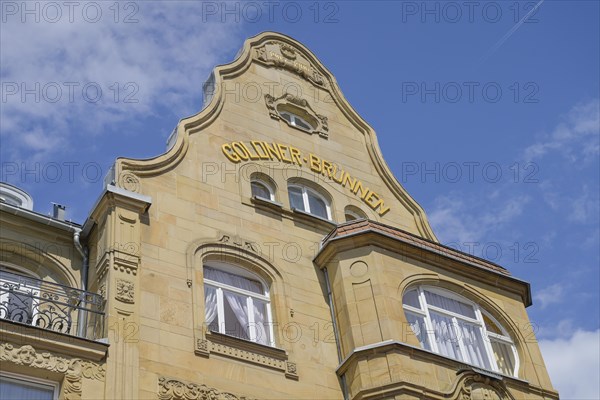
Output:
left=0, top=272, right=105, bottom=340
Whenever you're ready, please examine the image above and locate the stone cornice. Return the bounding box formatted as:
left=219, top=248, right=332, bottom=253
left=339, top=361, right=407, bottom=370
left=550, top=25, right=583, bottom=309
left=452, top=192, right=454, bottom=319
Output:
left=0, top=320, right=108, bottom=362
left=335, top=339, right=558, bottom=400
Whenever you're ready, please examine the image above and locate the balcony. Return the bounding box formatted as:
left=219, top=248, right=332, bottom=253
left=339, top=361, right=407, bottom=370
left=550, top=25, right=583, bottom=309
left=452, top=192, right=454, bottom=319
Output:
left=0, top=272, right=104, bottom=341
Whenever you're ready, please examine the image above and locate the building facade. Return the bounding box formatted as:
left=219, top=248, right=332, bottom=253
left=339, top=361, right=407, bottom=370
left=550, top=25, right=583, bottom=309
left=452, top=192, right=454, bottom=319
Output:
left=0, top=32, right=558, bottom=400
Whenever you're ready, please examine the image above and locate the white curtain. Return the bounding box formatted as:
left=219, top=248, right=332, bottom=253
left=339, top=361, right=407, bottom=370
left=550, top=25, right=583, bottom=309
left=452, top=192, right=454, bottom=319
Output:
left=204, top=285, right=217, bottom=326
left=430, top=312, right=463, bottom=361
left=204, top=267, right=264, bottom=340
left=492, top=340, right=515, bottom=375
left=405, top=312, right=430, bottom=350
left=457, top=320, right=490, bottom=369
left=424, top=291, right=475, bottom=318
left=252, top=301, right=269, bottom=345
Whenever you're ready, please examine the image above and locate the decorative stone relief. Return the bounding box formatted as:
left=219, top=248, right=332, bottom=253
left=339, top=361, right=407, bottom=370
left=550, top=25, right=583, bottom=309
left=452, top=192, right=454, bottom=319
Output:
left=194, top=333, right=298, bottom=380
left=0, top=343, right=105, bottom=400
left=115, top=278, right=135, bottom=303
left=264, top=93, right=329, bottom=139
left=98, top=283, right=107, bottom=300
left=254, top=40, right=326, bottom=88
left=218, top=234, right=259, bottom=254
left=195, top=339, right=209, bottom=357
left=454, top=371, right=514, bottom=400
left=158, top=377, right=256, bottom=400
left=285, top=361, right=298, bottom=380
left=117, top=171, right=141, bottom=193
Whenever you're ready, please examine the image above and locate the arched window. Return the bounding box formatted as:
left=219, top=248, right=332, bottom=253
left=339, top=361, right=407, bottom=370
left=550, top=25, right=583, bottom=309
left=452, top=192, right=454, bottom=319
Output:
left=402, top=286, right=518, bottom=377
left=251, top=179, right=274, bottom=201
left=344, top=206, right=367, bottom=222
left=288, top=184, right=331, bottom=220
left=203, top=262, right=274, bottom=346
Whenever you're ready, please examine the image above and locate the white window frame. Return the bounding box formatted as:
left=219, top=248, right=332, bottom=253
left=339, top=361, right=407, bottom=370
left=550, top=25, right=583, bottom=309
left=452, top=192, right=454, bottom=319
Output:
left=279, top=110, right=314, bottom=131
left=0, top=371, right=59, bottom=400
left=203, top=262, right=275, bottom=347
left=402, top=285, right=519, bottom=377
left=250, top=179, right=275, bottom=201
left=288, top=184, right=332, bottom=221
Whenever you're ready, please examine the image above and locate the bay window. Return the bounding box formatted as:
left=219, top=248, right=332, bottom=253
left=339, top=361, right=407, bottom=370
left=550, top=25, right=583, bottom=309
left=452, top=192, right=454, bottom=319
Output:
left=402, top=286, right=518, bottom=376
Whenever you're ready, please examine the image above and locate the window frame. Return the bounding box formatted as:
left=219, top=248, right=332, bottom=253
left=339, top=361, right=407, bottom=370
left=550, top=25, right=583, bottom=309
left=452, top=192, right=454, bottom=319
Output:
left=402, top=285, right=519, bottom=377
left=288, top=184, right=332, bottom=221
left=203, top=262, right=275, bottom=347
left=0, top=371, right=59, bottom=400
left=250, top=179, right=275, bottom=201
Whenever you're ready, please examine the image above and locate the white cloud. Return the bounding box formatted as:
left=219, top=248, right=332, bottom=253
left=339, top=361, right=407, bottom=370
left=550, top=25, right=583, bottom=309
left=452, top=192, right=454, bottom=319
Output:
left=523, top=99, right=600, bottom=163
left=429, top=193, right=530, bottom=245
left=539, top=329, right=600, bottom=399
left=0, top=2, right=244, bottom=157
left=533, top=284, right=564, bottom=309
left=568, top=185, right=599, bottom=224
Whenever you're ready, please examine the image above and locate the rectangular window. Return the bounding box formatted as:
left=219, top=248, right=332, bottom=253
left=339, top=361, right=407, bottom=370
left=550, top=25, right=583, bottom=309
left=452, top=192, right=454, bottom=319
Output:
left=0, top=373, right=58, bottom=400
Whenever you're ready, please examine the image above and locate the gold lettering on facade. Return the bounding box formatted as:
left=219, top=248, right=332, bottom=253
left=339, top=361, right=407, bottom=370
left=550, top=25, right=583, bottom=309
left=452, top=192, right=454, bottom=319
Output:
left=221, top=141, right=391, bottom=216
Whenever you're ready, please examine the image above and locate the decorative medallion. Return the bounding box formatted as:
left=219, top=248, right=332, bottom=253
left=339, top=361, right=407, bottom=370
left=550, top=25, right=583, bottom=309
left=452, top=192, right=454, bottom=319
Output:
left=115, top=279, right=135, bottom=303
left=117, top=171, right=141, bottom=193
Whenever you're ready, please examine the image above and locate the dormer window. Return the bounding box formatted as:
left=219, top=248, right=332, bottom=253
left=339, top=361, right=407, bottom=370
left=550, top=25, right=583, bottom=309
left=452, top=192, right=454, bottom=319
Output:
left=279, top=110, right=313, bottom=131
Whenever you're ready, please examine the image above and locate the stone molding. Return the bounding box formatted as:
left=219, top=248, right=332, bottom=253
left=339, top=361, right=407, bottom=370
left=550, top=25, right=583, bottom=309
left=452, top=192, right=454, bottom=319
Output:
left=158, top=377, right=256, bottom=400
left=0, top=342, right=105, bottom=400
left=195, top=333, right=298, bottom=380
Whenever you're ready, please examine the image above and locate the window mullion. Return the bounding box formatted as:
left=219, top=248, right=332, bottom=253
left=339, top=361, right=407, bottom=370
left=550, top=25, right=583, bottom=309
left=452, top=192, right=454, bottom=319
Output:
left=476, top=307, right=499, bottom=371
left=247, top=296, right=255, bottom=341
left=454, top=316, right=470, bottom=364
left=266, top=302, right=274, bottom=346
left=216, top=288, right=225, bottom=334
left=302, top=188, right=310, bottom=213
left=419, top=288, right=438, bottom=353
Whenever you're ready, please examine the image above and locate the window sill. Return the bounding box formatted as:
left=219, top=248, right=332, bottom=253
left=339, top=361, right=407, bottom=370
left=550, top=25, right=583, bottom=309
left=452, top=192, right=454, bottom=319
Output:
left=291, top=208, right=337, bottom=228
left=251, top=195, right=283, bottom=210
left=195, top=331, right=298, bottom=380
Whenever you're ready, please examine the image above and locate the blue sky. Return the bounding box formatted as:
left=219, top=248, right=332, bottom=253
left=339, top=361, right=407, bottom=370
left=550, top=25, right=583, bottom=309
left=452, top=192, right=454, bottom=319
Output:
left=1, top=1, right=598, bottom=397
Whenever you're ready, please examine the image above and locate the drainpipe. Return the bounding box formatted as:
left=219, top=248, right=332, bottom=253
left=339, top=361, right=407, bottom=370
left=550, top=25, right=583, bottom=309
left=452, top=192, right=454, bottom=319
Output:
left=73, top=228, right=89, bottom=338
left=323, top=267, right=349, bottom=400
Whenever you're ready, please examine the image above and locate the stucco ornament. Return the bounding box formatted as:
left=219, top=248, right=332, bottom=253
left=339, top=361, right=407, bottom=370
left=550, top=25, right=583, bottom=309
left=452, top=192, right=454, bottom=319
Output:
left=116, top=278, right=135, bottom=303
left=0, top=343, right=105, bottom=400
left=158, top=377, right=256, bottom=400
left=454, top=371, right=513, bottom=400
